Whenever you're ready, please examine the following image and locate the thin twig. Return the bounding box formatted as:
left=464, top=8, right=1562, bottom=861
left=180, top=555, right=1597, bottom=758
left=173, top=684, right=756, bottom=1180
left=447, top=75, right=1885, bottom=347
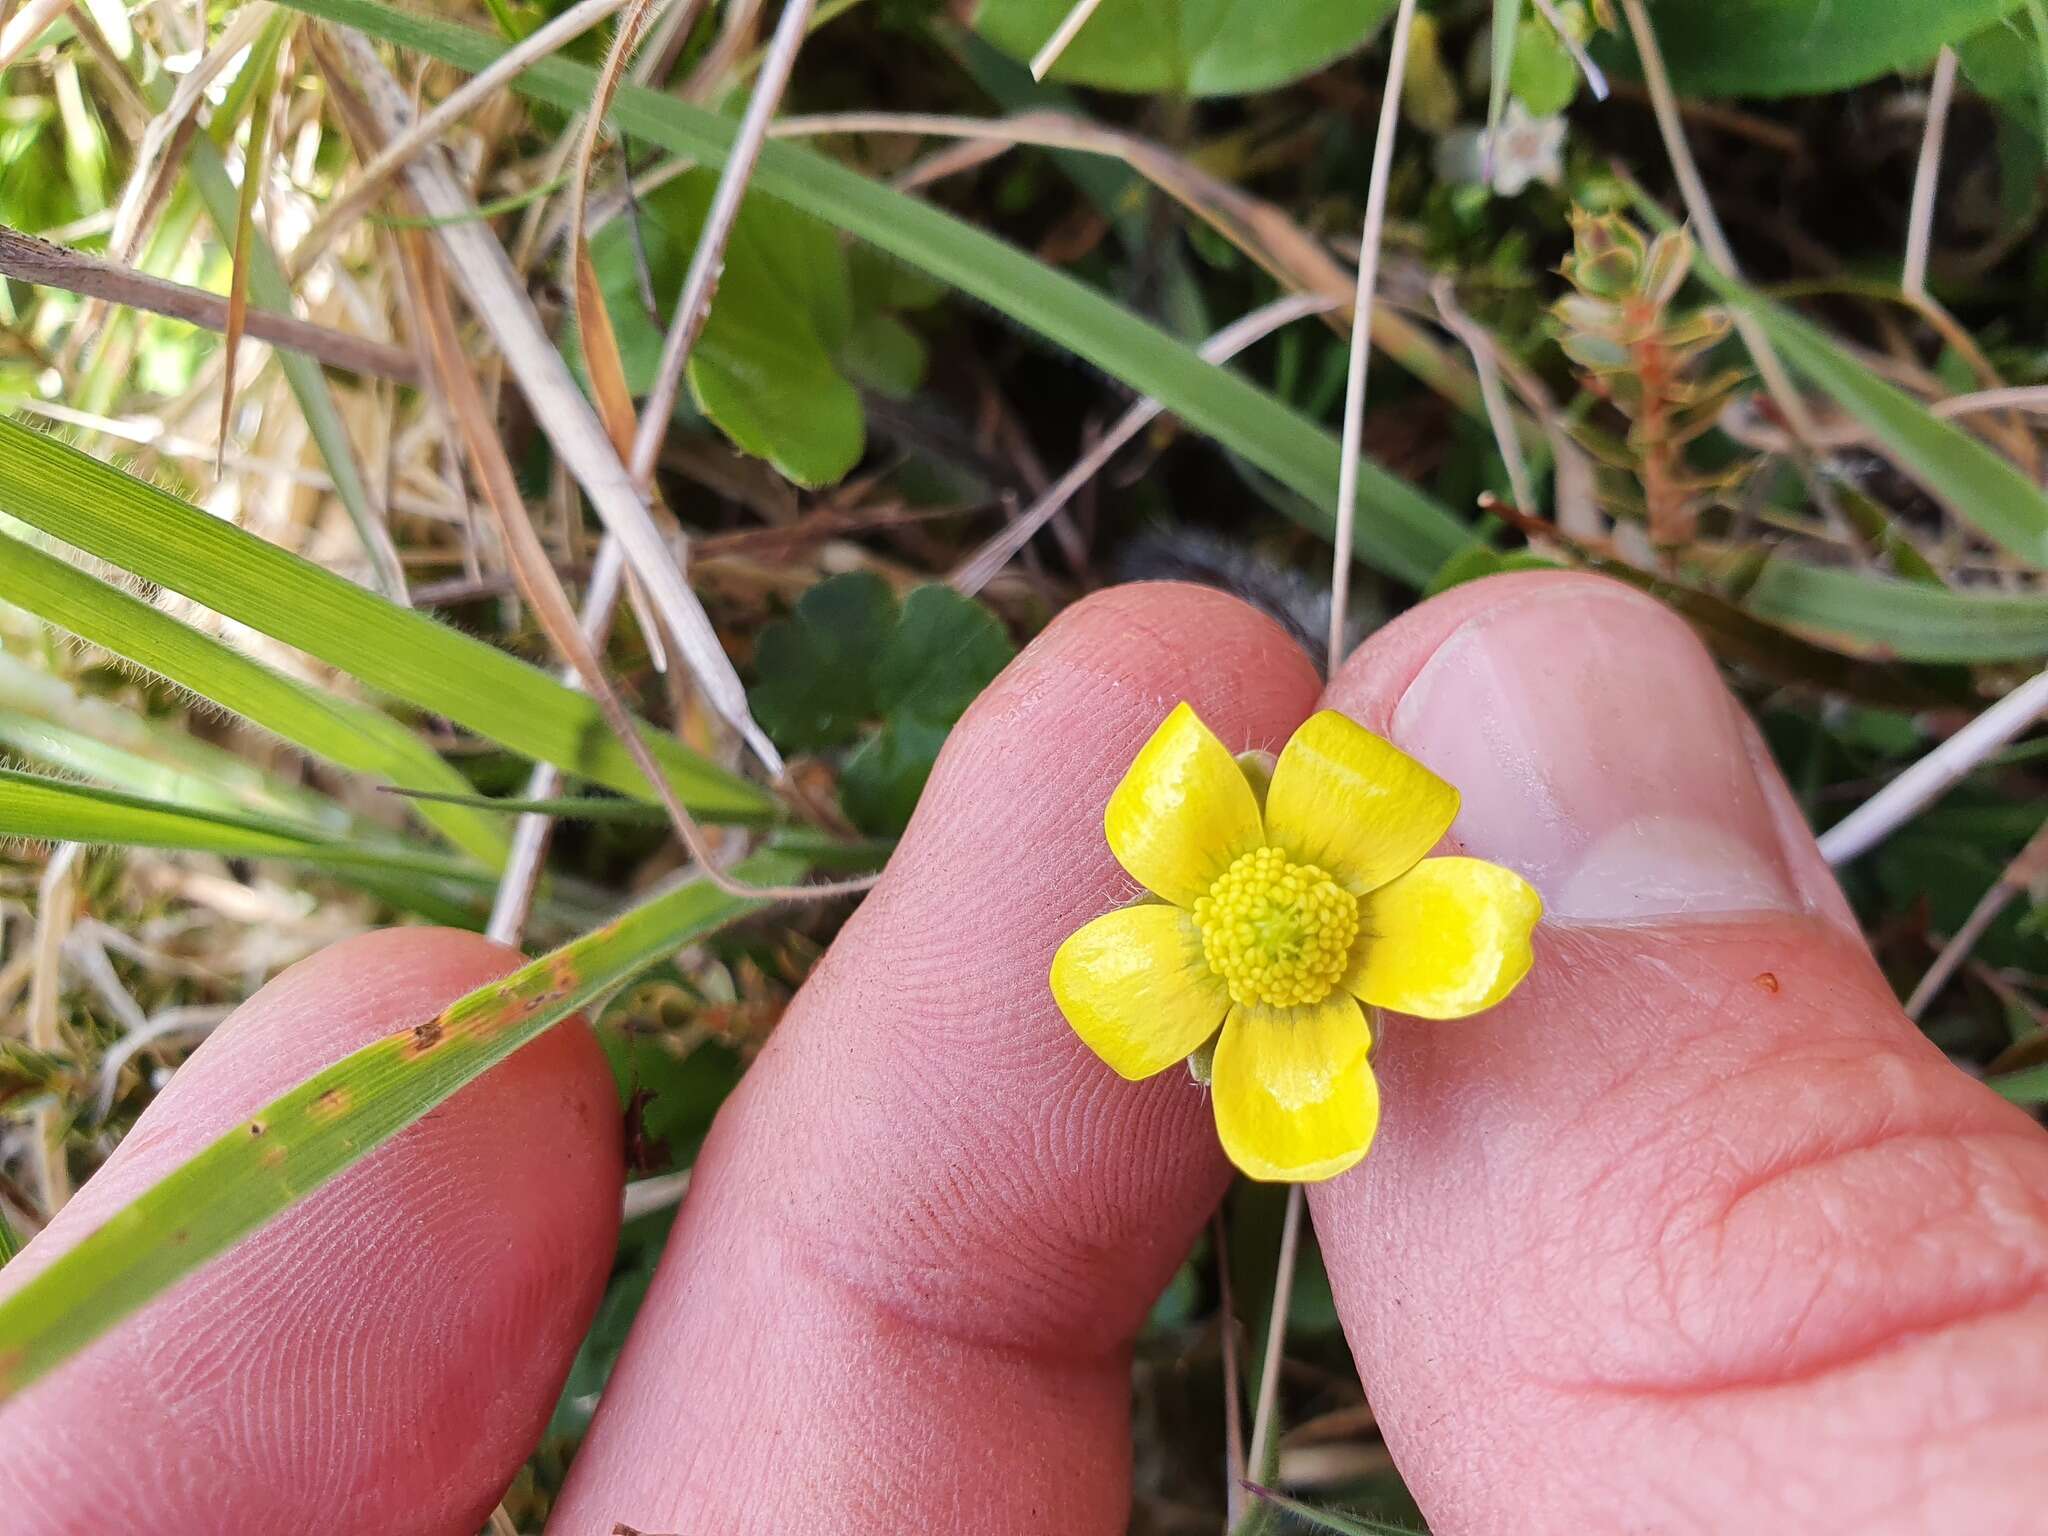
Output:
left=949, top=293, right=1337, bottom=595
left=621, top=1167, right=691, bottom=1220
left=488, top=537, right=629, bottom=944
left=1329, top=0, right=1421, bottom=670
left=1529, top=0, right=1608, bottom=99
left=1028, top=0, right=1104, bottom=79
left=1818, top=669, right=2048, bottom=866
left=26, top=844, right=81, bottom=1216
left=1902, top=48, right=1958, bottom=303
left=324, top=26, right=782, bottom=777
left=0, top=226, right=418, bottom=381
left=1214, top=1211, right=1247, bottom=1531
left=1617, top=0, right=1821, bottom=447
left=627, top=0, right=819, bottom=491
left=0, top=0, right=67, bottom=74
left=380, top=212, right=866, bottom=907
left=288, top=0, right=635, bottom=284
left=1431, top=275, right=1538, bottom=517
left=1904, top=820, right=2048, bottom=1020
left=1244, top=1183, right=1304, bottom=1484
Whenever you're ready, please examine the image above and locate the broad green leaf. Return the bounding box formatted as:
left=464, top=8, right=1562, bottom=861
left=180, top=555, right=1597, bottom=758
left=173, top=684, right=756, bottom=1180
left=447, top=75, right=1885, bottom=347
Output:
left=0, top=420, right=774, bottom=823
left=750, top=575, right=1014, bottom=834
left=0, top=525, right=506, bottom=862
left=1638, top=193, right=2048, bottom=566
left=873, top=584, right=1017, bottom=724
left=1618, top=0, right=2024, bottom=97
left=590, top=174, right=864, bottom=488
left=1511, top=13, right=1580, bottom=114
left=273, top=0, right=1474, bottom=588
left=841, top=713, right=951, bottom=833
left=972, top=0, right=1399, bottom=96
left=0, top=848, right=801, bottom=1402
left=1961, top=2, right=2048, bottom=159
left=1487, top=0, right=1525, bottom=153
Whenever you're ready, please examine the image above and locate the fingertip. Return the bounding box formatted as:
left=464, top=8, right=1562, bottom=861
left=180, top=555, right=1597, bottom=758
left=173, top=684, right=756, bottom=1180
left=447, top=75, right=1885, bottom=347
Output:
left=0, top=926, right=623, bottom=1536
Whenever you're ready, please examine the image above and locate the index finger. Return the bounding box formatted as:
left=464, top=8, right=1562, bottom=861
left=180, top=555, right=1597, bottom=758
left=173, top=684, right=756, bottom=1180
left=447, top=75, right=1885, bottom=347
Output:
left=549, top=581, right=1320, bottom=1534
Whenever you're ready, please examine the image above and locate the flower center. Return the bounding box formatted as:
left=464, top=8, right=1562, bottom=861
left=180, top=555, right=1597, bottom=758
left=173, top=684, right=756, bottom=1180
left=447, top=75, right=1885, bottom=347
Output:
left=1193, top=847, right=1359, bottom=1010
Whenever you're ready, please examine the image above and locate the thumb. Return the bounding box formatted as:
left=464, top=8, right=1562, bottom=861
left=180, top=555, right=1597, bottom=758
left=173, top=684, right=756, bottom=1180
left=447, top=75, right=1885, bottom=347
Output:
left=1309, top=573, right=2048, bottom=1534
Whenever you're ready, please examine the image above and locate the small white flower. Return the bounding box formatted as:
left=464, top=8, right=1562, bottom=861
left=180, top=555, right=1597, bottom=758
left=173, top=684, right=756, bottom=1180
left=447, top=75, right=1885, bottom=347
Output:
left=1435, top=102, right=1568, bottom=197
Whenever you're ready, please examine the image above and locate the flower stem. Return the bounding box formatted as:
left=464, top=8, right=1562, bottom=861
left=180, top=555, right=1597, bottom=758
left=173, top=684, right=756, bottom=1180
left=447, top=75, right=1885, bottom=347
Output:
left=1243, top=1183, right=1304, bottom=1487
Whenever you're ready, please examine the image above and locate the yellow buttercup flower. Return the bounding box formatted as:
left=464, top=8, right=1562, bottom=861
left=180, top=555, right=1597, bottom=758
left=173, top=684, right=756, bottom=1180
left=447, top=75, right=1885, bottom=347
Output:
left=1051, top=703, right=1541, bottom=1183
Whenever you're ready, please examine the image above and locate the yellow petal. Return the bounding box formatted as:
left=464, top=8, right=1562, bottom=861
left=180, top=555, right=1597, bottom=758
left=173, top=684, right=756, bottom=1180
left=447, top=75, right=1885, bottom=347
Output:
left=1265, top=711, right=1459, bottom=894
left=1347, top=856, right=1542, bottom=1020
left=1050, top=903, right=1231, bottom=1080
left=1211, top=994, right=1379, bottom=1183
left=1105, top=702, right=1264, bottom=907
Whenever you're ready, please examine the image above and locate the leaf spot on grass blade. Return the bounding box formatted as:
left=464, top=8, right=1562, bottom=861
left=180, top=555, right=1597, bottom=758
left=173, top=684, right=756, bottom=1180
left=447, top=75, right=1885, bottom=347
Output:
left=310, top=1086, right=351, bottom=1117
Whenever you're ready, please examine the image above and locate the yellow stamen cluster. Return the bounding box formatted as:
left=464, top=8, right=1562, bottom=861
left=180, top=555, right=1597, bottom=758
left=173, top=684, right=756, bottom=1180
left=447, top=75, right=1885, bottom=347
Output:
left=1193, top=847, right=1359, bottom=1009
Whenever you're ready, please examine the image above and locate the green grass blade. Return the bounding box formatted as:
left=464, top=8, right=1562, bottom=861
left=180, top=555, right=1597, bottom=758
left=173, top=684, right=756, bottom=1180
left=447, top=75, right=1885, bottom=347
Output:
left=0, top=765, right=495, bottom=885
left=1244, top=1483, right=1422, bottom=1536
left=0, top=649, right=353, bottom=830
left=0, top=704, right=350, bottom=829
left=0, top=522, right=507, bottom=862
left=1633, top=193, right=2048, bottom=567
left=1487, top=0, right=1524, bottom=160
left=1990, top=1061, right=2048, bottom=1104
left=275, top=0, right=1474, bottom=587
left=1740, top=560, right=2048, bottom=663
left=387, top=786, right=670, bottom=822
left=0, top=420, right=774, bottom=822
left=0, top=848, right=800, bottom=1401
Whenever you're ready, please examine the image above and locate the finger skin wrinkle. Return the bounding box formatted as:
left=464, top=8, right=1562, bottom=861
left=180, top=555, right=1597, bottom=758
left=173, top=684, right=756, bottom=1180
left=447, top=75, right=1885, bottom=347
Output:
left=0, top=929, right=621, bottom=1536
left=1317, top=915, right=2048, bottom=1536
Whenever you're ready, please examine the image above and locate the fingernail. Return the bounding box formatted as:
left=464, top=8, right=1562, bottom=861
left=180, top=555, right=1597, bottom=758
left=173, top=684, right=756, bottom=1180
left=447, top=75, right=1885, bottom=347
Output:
left=1390, top=585, right=1801, bottom=923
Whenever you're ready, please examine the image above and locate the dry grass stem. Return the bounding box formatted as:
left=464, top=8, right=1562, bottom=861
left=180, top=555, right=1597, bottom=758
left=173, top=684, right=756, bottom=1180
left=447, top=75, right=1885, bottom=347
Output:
left=1028, top=0, right=1104, bottom=80
left=1329, top=0, right=1422, bottom=671
left=1819, top=669, right=2048, bottom=865
left=0, top=227, right=419, bottom=382
left=950, top=294, right=1337, bottom=595
left=1906, top=821, right=2048, bottom=1020
left=289, top=0, right=636, bottom=284
left=325, top=24, right=781, bottom=776
left=627, top=0, right=819, bottom=491
left=1902, top=47, right=1959, bottom=303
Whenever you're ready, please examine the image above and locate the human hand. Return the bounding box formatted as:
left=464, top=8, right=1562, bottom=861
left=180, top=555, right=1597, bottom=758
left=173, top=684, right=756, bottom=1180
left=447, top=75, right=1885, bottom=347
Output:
left=4, top=573, right=2044, bottom=1535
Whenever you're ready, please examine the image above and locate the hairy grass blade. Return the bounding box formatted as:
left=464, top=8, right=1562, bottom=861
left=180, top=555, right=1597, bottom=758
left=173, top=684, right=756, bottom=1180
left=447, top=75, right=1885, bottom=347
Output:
left=0, top=420, right=774, bottom=823
left=0, top=521, right=507, bottom=862
left=0, top=766, right=494, bottom=884
left=0, top=847, right=801, bottom=1401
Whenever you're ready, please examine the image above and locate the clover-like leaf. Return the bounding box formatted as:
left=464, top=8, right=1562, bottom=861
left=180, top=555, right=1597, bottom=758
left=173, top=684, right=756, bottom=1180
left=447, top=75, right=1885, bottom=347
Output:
left=748, top=572, right=897, bottom=751
left=750, top=575, right=1016, bottom=833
